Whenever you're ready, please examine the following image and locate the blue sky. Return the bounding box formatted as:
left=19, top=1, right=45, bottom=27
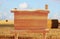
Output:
left=0, top=0, right=60, bottom=20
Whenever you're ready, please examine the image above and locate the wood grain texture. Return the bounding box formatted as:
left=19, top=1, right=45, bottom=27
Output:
left=13, top=10, right=49, bottom=30
left=14, top=19, right=47, bottom=30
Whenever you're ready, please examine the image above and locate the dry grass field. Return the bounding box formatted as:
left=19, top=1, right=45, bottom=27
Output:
left=0, top=20, right=60, bottom=39
left=0, top=20, right=14, bottom=24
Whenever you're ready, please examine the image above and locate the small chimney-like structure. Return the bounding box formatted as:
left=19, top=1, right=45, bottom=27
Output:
left=45, top=4, right=48, bottom=10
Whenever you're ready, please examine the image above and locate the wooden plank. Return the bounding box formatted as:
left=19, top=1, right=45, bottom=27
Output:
left=14, top=19, right=47, bottom=26
left=15, top=15, right=47, bottom=19
left=15, top=26, right=46, bottom=30
left=14, top=19, right=47, bottom=30
left=14, top=11, right=48, bottom=16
